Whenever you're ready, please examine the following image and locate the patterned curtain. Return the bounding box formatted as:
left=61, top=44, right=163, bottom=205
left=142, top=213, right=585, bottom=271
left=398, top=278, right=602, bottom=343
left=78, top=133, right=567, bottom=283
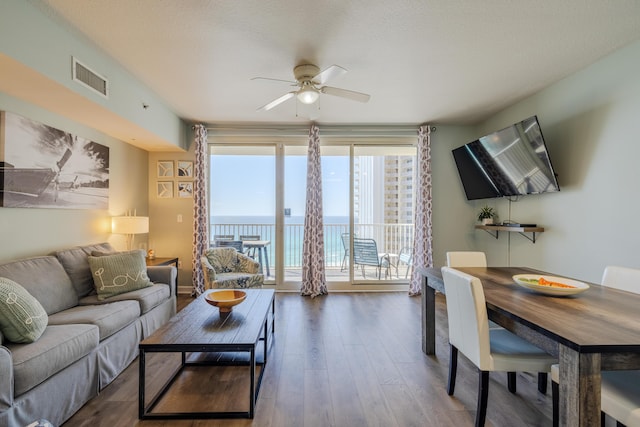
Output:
left=409, top=125, right=433, bottom=296
left=300, top=124, right=328, bottom=297
left=191, top=124, right=209, bottom=296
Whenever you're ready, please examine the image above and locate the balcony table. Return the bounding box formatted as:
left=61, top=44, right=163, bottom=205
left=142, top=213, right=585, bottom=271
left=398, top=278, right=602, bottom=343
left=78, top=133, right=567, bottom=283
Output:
left=242, top=240, right=270, bottom=278
left=418, top=265, right=640, bottom=427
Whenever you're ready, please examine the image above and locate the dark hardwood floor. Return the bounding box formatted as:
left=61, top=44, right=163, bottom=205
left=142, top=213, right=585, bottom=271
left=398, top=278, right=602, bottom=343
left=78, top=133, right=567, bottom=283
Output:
left=63, top=292, right=553, bottom=427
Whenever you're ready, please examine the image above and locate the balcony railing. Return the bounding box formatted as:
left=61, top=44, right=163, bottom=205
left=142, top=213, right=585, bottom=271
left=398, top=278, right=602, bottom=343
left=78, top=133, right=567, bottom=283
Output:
left=211, top=222, right=415, bottom=270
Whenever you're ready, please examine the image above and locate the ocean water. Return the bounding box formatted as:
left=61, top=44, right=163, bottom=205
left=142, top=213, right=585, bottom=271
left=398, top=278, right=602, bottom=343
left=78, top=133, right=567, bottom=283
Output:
left=212, top=215, right=350, bottom=225
left=211, top=215, right=350, bottom=267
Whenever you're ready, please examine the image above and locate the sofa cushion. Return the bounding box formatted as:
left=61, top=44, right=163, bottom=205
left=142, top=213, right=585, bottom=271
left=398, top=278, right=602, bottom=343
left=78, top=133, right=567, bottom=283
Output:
left=55, top=242, right=115, bottom=297
left=0, top=256, right=78, bottom=315
left=0, top=277, right=48, bottom=343
left=79, top=283, right=170, bottom=314
left=8, top=324, right=99, bottom=396
left=146, top=266, right=177, bottom=296
left=88, top=250, right=153, bottom=300
left=48, top=301, right=140, bottom=341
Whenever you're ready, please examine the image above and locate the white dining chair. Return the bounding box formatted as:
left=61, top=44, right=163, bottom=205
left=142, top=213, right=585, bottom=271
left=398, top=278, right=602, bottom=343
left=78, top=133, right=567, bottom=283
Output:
left=446, top=252, right=495, bottom=326
left=446, top=253, right=501, bottom=334
left=552, top=265, right=640, bottom=427
left=446, top=252, right=549, bottom=394
left=446, top=251, right=488, bottom=268
left=441, top=267, right=557, bottom=427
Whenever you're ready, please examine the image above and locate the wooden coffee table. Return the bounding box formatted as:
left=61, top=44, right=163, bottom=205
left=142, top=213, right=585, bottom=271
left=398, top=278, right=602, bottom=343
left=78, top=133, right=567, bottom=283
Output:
left=138, top=288, right=275, bottom=419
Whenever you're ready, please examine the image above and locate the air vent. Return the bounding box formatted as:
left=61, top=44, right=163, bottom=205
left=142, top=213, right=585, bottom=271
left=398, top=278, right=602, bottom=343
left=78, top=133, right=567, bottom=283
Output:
left=72, top=57, right=109, bottom=98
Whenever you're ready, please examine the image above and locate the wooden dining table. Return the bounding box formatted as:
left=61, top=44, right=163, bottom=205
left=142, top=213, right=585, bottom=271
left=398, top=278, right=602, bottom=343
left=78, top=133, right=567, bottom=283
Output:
left=418, top=265, right=640, bottom=427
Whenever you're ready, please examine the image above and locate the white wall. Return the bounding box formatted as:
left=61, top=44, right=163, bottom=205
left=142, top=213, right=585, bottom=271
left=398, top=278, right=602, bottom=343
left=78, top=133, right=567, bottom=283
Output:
left=0, top=0, right=186, bottom=150
left=467, top=39, right=640, bottom=283
left=430, top=125, right=481, bottom=268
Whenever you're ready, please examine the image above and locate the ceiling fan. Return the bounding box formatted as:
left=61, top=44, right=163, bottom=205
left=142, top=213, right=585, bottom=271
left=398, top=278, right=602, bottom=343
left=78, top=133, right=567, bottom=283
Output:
left=252, top=64, right=371, bottom=111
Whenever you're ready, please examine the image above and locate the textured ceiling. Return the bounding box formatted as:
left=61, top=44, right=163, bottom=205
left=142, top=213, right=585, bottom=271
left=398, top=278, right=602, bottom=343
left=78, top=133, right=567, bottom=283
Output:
left=32, top=0, right=640, bottom=126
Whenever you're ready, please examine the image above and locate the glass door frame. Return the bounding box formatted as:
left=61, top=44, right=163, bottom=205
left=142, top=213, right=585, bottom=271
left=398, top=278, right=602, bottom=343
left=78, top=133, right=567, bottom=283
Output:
left=347, top=142, right=417, bottom=289
left=208, top=137, right=417, bottom=292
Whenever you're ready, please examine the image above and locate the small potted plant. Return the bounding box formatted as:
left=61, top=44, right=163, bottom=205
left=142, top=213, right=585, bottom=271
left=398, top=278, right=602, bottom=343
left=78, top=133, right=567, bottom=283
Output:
left=478, top=205, right=496, bottom=225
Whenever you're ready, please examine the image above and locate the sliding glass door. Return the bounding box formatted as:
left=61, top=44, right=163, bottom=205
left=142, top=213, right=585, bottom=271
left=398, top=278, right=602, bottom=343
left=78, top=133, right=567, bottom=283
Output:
left=282, top=145, right=350, bottom=282
left=351, top=145, right=417, bottom=283
left=209, top=141, right=416, bottom=289
left=282, top=146, right=305, bottom=281
left=209, top=146, right=276, bottom=281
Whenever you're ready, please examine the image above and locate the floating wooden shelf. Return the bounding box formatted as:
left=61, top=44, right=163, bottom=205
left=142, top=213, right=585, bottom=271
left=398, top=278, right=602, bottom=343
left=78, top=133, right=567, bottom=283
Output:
left=475, top=225, right=544, bottom=243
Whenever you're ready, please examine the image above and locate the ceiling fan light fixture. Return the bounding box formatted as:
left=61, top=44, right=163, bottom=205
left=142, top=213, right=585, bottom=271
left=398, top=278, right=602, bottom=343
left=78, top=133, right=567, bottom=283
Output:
left=254, top=63, right=370, bottom=112
left=297, top=86, right=319, bottom=104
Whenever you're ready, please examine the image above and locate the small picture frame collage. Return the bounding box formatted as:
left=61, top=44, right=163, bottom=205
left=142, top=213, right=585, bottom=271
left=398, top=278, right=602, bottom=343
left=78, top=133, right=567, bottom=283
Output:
left=156, top=160, right=194, bottom=198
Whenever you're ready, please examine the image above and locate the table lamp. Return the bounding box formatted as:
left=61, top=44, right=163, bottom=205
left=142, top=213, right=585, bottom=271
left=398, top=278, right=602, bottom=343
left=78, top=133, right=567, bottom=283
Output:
left=112, top=215, right=149, bottom=250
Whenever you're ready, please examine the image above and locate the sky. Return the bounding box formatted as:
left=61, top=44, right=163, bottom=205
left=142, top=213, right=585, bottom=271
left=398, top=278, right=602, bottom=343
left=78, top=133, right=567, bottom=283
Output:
left=210, top=155, right=349, bottom=218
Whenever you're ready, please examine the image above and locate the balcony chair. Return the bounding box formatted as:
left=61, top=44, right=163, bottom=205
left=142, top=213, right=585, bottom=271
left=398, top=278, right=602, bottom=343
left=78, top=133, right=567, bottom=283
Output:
left=551, top=265, right=640, bottom=427
left=396, top=246, right=413, bottom=278
left=240, top=234, right=260, bottom=259
left=200, top=247, right=264, bottom=289
left=341, top=233, right=350, bottom=272
left=214, top=239, right=244, bottom=253
left=212, top=235, right=234, bottom=248
left=441, top=267, right=557, bottom=427
left=353, top=237, right=391, bottom=279
left=214, top=234, right=234, bottom=240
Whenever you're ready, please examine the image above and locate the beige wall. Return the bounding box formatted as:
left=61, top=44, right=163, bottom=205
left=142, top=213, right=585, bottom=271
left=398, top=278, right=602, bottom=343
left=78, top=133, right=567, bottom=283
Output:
left=0, top=93, right=149, bottom=261
left=148, top=145, right=197, bottom=289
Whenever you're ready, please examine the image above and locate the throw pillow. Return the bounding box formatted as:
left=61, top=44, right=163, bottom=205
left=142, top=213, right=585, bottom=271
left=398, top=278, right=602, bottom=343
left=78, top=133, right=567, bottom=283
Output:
left=90, top=249, right=119, bottom=257
left=88, top=250, right=153, bottom=300
left=0, top=277, right=48, bottom=343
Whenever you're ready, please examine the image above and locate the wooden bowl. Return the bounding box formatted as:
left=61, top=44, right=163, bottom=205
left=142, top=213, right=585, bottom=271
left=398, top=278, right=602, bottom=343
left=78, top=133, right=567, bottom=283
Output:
left=204, top=290, right=247, bottom=312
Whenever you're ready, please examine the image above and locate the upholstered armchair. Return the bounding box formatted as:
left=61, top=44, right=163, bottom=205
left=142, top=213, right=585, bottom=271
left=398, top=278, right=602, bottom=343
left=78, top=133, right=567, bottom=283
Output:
left=200, top=247, right=264, bottom=290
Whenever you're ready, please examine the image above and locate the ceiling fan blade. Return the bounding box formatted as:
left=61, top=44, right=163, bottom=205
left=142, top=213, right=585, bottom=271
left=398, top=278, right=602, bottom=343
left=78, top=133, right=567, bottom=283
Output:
left=320, top=86, right=370, bottom=103
left=257, top=91, right=297, bottom=111
left=313, top=65, right=347, bottom=85
left=251, top=76, right=297, bottom=85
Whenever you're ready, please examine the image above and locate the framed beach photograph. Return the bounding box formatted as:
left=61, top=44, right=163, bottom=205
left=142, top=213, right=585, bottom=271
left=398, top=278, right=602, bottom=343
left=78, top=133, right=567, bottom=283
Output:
left=177, top=181, right=193, bottom=198
left=157, top=161, right=174, bottom=178
left=157, top=181, right=173, bottom=198
left=0, top=110, right=110, bottom=209
left=177, top=160, right=193, bottom=178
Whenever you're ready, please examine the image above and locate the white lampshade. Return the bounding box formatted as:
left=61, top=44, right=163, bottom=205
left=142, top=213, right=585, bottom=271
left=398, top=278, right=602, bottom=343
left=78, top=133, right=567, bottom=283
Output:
left=112, top=216, right=149, bottom=250
left=112, top=216, right=149, bottom=234
left=297, top=86, right=320, bottom=104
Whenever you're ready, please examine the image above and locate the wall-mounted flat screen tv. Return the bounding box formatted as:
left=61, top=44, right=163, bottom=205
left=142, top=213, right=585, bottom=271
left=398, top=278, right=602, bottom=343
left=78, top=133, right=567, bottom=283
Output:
left=452, top=115, right=560, bottom=200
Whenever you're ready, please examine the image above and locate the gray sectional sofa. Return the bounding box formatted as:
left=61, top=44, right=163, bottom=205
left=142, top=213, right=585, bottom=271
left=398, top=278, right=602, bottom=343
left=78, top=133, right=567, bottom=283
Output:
left=0, top=243, right=177, bottom=426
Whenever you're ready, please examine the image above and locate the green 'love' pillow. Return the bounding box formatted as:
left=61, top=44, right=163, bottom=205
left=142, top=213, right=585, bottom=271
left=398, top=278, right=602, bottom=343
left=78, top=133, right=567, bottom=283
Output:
left=0, top=277, right=48, bottom=343
left=88, top=250, right=153, bottom=300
